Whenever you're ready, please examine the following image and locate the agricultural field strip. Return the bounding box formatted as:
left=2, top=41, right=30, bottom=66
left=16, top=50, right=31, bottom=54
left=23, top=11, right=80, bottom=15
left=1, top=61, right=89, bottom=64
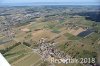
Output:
left=6, top=41, right=33, bottom=65
left=7, top=51, right=34, bottom=59
left=7, top=54, right=21, bottom=60
left=49, top=29, right=67, bottom=41
left=11, top=52, right=34, bottom=65
left=34, top=61, right=44, bottom=66
left=30, top=58, right=42, bottom=66
left=12, top=38, right=43, bottom=66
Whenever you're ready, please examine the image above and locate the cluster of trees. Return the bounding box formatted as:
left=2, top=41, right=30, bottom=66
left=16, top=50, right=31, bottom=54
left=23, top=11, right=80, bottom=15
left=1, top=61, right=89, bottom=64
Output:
left=23, top=42, right=31, bottom=47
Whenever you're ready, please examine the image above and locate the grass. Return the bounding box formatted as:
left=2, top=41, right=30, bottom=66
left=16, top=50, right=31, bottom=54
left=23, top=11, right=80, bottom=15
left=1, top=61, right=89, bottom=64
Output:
left=4, top=44, right=32, bottom=63
left=80, top=32, right=100, bottom=44
left=13, top=53, right=41, bottom=66
left=65, top=33, right=82, bottom=40
left=51, top=27, right=60, bottom=33
left=58, top=38, right=96, bottom=59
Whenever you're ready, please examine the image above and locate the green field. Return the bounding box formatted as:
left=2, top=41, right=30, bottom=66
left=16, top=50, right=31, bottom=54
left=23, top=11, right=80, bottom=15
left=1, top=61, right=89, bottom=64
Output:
left=13, top=53, right=41, bottom=66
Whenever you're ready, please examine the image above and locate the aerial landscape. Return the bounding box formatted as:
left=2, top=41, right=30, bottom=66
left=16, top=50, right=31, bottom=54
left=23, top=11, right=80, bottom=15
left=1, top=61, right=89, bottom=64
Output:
left=0, top=0, right=100, bottom=66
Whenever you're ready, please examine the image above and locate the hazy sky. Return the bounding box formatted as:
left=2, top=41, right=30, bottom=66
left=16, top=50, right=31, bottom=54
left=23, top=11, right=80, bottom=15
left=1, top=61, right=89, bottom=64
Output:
left=0, top=0, right=100, bottom=5
left=1, top=0, right=100, bottom=3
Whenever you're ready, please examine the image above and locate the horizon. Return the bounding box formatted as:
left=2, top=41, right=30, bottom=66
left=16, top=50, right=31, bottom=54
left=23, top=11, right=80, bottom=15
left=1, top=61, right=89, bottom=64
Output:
left=0, top=0, right=100, bottom=6
left=0, top=2, right=100, bottom=6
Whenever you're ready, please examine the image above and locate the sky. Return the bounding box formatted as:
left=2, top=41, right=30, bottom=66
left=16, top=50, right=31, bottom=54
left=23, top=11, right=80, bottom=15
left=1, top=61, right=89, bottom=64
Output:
left=0, top=0, right=100, bottom=5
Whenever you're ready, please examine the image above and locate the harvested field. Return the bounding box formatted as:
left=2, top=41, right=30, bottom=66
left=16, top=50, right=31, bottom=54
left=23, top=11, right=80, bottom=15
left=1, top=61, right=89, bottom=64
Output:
left=67, top=28, right=86, bottom=36
left=21, top=28, right=30, bottom=32
left=32, top=29, right=56, bottom=41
